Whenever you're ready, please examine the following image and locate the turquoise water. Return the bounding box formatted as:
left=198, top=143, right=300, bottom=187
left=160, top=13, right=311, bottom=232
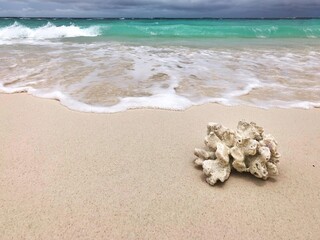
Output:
left=1, top=18, right=320, bottom=40
left=0, top=18, right=320, bottom=112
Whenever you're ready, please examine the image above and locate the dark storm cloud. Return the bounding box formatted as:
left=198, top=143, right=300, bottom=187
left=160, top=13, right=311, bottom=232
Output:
left=0, top=0, right=319, bottom=17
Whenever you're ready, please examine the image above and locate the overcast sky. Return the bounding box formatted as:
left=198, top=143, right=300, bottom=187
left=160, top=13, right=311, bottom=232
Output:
left=0, top=0, right=319, bottom=18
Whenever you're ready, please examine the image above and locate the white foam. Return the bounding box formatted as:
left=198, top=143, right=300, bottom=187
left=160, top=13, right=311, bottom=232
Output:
left=1, top=82, right=319, bottom=113
left=0, top=22, right=100, bottom=41
left=1, top=41, right=320, bottom=112
left=304, top=28, right=320, bottom=38
left=244, top=99, right=320, bottom=109
left=0, top=83, right=194, bottom=113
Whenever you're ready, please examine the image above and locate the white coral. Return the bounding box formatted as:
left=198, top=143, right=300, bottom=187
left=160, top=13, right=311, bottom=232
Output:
left=203, top=160, right=231, bottom=186
left=194, top=121, right=280, bottom=186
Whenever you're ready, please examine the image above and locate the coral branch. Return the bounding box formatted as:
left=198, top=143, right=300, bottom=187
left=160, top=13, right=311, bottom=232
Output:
left=194, top=121, right=280, bottom=186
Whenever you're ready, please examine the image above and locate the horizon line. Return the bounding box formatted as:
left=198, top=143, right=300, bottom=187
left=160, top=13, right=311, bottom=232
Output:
left=0, top=17, right=319, bottom=20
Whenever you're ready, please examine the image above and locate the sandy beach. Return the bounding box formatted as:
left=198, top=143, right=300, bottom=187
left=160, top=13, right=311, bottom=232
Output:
left=0, top=93, right=320, bottom=239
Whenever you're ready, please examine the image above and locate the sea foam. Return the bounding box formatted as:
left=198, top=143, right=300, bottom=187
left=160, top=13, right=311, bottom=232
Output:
left=1, top=40, right=320, bottom=112
left=0, top=22, right=100, bottom=40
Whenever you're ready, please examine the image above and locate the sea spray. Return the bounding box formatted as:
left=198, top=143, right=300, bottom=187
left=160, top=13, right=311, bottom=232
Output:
left=0, top=21, right=100, bottom=40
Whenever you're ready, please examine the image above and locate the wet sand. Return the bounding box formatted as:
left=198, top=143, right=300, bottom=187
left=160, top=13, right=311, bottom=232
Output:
left=0, top=93, right=320, bottom=239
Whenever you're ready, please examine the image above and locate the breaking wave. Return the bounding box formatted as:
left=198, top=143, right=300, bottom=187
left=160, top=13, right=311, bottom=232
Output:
left=0, top=22, right=100, bottom=40
left=1, top=19, right=320, bottom=41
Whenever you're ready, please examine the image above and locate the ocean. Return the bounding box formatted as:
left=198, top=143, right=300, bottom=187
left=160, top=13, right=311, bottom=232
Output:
left=0, top=18, right=319, bottom=112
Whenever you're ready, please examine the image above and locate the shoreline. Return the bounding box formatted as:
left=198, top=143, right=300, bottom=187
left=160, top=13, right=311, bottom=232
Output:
left=1, top=92, right=319, bottom=114
left=1, top=93, right=320, bottom=239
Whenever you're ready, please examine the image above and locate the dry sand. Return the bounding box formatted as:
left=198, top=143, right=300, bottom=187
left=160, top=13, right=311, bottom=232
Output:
left=1, top=93, right=320, bottom=239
